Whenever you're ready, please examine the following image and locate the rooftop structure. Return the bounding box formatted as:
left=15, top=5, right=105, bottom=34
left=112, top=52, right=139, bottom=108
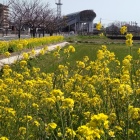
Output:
left=64, top=10, right=96, bottom=32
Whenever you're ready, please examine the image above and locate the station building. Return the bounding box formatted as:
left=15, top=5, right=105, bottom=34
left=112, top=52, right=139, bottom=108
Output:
left=64, top=10, right=96, bottom=33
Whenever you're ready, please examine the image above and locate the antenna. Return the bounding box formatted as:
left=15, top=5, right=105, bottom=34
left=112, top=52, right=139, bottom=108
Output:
left=55, top=0, right=62, bottom=19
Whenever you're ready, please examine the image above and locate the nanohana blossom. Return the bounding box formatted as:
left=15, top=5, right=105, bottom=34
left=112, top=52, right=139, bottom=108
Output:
left=1, top=42, right=140, bottom=140
left=120, top=26, right=127, bottom=34
left=96, top=22, right=102, bottom=30
left=125, top=39, right=133, bottom=46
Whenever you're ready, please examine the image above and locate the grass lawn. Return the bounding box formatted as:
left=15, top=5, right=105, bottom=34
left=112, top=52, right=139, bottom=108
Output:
left=9, top=41, right=140, bottom=74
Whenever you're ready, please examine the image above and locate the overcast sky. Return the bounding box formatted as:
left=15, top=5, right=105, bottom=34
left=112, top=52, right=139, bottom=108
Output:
left=46, top=0, right=140, bottom=26
left=1, top=0, right=140, bottom=27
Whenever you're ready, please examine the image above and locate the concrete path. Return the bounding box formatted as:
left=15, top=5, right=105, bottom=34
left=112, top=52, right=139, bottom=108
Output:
left=0, top=42, right=69, bottom=69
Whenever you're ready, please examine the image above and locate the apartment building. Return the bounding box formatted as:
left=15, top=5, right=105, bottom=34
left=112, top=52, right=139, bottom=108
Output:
left=0, top=3, right=9, bottom=29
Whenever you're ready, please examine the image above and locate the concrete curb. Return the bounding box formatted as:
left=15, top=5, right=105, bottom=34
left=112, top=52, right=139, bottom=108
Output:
left=0, top=42, right=69, bottom=69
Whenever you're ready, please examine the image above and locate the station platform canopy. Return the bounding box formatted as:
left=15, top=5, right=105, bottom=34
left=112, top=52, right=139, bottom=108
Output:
left=63, top=10, right=96, bottom=32
left=65, top=10, right=96, bottom=24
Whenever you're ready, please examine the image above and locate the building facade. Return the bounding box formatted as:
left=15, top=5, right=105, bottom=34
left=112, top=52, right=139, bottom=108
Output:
left=0, top=3, right=9, bottom=29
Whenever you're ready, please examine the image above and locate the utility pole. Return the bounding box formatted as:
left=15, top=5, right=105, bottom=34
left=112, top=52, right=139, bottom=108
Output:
left=55, top=0, right=62, bottom=19
left=100, top=18, right=102, bottom=23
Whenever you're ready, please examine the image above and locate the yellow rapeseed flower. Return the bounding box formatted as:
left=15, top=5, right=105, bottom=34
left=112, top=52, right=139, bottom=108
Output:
left=96, top=22, right=102, bottom=30
left=32, top=103, right=39, bottom=109
left=51, top=89, right=64, bottom=97
left=17, top=43, right=23, bottom=50
left=115, top=126, right=123, bottom=131
left=99, top=33, right=104, bottom=37
left=122, top=58, right=131, bottom=68
left=44, top=97, right=55, bottom=106
left=5, top=107, right=16, bottom=116
left=137, top=48, right=140, bottom=54
left=44, top=46, right=48, bottom=51
left=76, top=125, right=93, bottom=137
left=53, top=51, right=60, bottom=58
left=76, top=61, right=85, bottom=68
left=40, top=49, right=45, bottom=55
left=97, top=50, right=104, bottom=60
left=0, top=137, right=9, bottom=140
left=34, top=121, right=40, bottom=127
left=108, top=130, right=115, bottom=137
left=120, top=26, right=127, bottom=34
left=136, top=88, right=140, bottom=95
left=3, top=64, right=10, bottom=69
left=68, top=45, right=75, bottom=52
left=128, top=129, right=134, bottom=135
left=22, top=52, right=29, bottom=60
left=20, top=60, right=27, bottom=68
left=109, top=113, right=116, bottom=121
left=57, top=132, right=62, bottom=137
left=84, top=111, right=91, bottom=119
left=19, top=127, right=26, bottom=135
left=61, top=98, right=74, bottom=110
left=23, top=115, right=33, bottom=122
left=91, top=113, right=108, bottom=123
left=22, top=40, right=28, bottom=46
left=125, top=33, right=133, bottom=40
left=104, top=120, right=109, bottom=129
left=30, top=49, right=36, bottom=56
left=83, top=56, right=89, bottom=62
left=65, top=127, right=76, bottom=138
left=137, top=121, right=140, bottom=125
left=48, top=122, right=57, bottom=129
left=126, top=39, right=133, bottom=46
left=4, top=52, right=11, bottom=57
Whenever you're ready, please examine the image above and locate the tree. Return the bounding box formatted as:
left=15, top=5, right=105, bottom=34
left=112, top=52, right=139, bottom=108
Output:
left=37, top=4, right=53, bottom=37
left=8, top=0, right=52, bottom=39
left=106, top=22, right=121, bottom=35
left=44, top=14, right=67, bottom=36
left=44, top=15, right=58, bottom=36
left=8, top=0, right=29, bottom=39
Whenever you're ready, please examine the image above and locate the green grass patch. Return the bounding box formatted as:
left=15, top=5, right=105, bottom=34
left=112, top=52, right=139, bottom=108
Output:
left=7, top=42, right=140, bottom=75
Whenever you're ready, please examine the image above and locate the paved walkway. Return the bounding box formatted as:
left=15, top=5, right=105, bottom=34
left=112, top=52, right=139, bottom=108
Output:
left=0, top=42, right=69, bottom=69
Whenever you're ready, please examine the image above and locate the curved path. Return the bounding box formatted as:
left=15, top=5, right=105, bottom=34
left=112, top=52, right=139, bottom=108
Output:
left=0, top=42, right=69, bottom=69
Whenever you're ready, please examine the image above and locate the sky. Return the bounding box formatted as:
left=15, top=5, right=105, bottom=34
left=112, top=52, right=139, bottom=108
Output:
left=45, top=0, right=140, bottom=27
left=1, top=0, right=140, bottom=27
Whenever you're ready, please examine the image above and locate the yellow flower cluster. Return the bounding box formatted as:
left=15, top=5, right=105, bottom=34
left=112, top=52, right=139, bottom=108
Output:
left=125, top=33, right=133, bottom=46
left=0, top=41, right=9, bottom=54
left=0, top=137, right=9, bottom=140
left=76, top=113, right=109, bottom=139
left=99, top=33, right=104, bottom=37
left=1, top=44, right=140, bottom=139
left=0, top=36, right=64, bottom=55
left=96, top=22, right=102, bottom=30
left=64, top=45, right=75, bottom=58
left=120, top=26, right=133, bottom=46
left=4, top=52, right=11, bottom=57
left=120, top=26, right=127, bottom=34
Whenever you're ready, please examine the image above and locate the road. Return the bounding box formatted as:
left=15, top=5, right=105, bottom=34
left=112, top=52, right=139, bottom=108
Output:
left=0, top=34, right=36, bottom=41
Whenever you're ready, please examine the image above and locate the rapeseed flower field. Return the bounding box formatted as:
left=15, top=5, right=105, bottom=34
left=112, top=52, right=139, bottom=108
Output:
left=0, top=36, right=64, bottom=54
left=0, top=26, right=140, bottom=139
